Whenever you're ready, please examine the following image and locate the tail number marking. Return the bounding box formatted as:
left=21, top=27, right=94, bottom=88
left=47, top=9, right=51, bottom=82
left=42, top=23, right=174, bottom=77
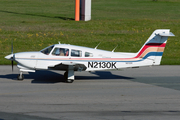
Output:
left=88, top=62, right=116, bottom=68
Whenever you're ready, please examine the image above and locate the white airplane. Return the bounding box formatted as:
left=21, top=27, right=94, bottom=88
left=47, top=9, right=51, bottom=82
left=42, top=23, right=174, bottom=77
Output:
left=5, top=29, right=174, bottom=83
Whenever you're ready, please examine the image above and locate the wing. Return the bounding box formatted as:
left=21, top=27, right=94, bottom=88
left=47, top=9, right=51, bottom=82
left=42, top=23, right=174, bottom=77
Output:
left=48, top=62, right=87, bottom=71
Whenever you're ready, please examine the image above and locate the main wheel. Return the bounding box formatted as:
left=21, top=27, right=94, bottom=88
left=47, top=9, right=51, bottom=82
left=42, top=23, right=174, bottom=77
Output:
left=66, top=79, right=74, bottom=83
left=17, top=74, right=24, bottom=80
left=64, top=71, right=74, bottom=83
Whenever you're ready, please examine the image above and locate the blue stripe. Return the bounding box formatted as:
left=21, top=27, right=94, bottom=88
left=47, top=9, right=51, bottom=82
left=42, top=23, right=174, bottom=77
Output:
left=142, top=52, right=163, bottom=59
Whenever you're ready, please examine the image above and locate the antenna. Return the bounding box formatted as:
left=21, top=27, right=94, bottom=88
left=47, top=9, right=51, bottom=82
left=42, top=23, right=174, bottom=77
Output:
left=58, top=41, right=61, bottom=44
left=112, top=45, right=118, bottom=52
left=94, top=42, right=101, bottom=49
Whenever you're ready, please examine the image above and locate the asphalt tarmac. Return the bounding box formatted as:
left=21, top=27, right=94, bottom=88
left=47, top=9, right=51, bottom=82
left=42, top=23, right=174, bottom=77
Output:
left=0, top=65, right=180, bottom=120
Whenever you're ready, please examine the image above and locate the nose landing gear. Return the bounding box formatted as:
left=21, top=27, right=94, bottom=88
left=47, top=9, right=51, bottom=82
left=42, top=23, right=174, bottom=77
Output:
left=17, top=71, right=24, bottom=80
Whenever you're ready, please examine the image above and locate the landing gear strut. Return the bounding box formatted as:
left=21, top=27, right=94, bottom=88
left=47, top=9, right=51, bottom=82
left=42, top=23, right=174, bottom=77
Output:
left=64, top=70, right=74, bottom=83
left=17, top=72, right=24, bottom=80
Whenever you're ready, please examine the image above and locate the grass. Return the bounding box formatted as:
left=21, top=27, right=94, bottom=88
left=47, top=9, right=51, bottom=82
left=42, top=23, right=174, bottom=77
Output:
left=0, top=0, right=180, bottom=65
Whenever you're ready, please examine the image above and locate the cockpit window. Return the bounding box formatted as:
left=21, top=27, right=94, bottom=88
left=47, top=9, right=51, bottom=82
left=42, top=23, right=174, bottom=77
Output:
left=52, top=48, right=69, bottom=56
left=41, top=45, right=54, bottom=55
left=71, top=49, right=82, bottom=57
left=85, top=52, right=93, bottom=57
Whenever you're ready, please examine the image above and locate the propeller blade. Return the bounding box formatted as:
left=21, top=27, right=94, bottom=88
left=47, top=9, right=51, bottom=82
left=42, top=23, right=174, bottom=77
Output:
left=11, top=41, right=14, bottom=72
left=11, top=60, right=13, bottom=71
left=11, top=41, right=13, bottom=54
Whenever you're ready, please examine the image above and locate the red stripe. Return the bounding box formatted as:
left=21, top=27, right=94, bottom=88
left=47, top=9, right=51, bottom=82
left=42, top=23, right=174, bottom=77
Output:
left=146, top=43, right=166, bottom=47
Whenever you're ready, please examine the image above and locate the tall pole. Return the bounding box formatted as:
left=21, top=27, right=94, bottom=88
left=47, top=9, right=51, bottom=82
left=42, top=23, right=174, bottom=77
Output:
left=75, top=0, right=80, bottom=21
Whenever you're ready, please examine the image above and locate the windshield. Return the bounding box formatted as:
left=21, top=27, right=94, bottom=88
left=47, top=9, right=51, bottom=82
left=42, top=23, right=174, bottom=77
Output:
left=40, top=45, right=54, bottom=55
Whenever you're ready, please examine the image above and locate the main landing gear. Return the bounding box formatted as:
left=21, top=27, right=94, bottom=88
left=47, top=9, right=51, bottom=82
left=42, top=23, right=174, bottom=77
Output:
left=64, top=70, right=74, bottom=83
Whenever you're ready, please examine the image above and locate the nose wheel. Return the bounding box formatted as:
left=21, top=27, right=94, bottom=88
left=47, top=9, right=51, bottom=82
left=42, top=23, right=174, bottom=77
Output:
left=17, top=72, right=24, bottom=80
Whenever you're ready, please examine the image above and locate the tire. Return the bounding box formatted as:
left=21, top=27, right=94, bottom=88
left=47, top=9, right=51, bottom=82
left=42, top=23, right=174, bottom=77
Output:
left=64, top=71, right=74, bottom=83
left=66, top=79, right=74, bottom=83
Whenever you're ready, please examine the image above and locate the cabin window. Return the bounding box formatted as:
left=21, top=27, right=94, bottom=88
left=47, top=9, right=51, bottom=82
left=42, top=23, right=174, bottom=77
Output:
left=85, top=52, right=93, bottom=57
left=52, top=48, right=69, bottom=56
left=71, top=49, right=82, bottom=57
left=41, top=45, right=54, bottom=55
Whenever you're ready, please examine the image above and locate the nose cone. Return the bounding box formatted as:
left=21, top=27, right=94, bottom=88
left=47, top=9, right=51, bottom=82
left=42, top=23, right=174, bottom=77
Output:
left=5, top=54, right=13, bottom=60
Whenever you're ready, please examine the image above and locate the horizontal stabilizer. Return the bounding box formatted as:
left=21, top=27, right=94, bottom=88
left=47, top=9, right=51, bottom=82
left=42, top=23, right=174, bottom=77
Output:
left=157, top=32, right=175, bottom=37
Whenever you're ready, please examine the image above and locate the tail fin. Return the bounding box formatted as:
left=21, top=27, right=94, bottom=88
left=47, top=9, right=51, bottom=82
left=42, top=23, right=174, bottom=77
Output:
left=136, top=29, right=175, bottom=65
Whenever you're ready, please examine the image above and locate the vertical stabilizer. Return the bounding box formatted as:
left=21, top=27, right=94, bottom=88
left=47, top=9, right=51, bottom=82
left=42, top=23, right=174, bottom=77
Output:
left=136, top=29, right=175, bottom=65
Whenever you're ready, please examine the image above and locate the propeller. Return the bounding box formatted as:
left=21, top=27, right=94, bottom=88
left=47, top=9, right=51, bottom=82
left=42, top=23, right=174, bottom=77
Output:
left=11, top=41, right=14, bottom=71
